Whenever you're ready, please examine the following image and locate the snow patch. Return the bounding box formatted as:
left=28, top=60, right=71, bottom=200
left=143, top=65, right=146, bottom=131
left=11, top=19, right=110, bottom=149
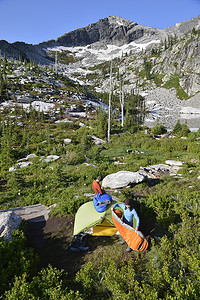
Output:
left=47, top=39, right=160, bottom=62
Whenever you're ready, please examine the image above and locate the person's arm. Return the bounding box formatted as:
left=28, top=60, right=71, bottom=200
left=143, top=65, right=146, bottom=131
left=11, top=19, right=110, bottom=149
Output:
left=99, top=185, right=105, bottom=195
left=95, top=181, right=104, bottom=195
left=132, top=209, right=140, bottom=230
left=112, top=203, right=124, bottom=210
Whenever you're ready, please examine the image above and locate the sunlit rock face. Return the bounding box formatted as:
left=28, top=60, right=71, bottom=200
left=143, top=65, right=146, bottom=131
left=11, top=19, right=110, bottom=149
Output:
left=102, top=170, right=146, bottom=189
left=0, top=212, right=22, bottom=241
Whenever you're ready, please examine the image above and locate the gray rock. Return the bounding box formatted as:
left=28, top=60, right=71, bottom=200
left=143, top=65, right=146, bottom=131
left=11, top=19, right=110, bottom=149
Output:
left=165, top=160, right=186, bottom=166
left=26, top=154, right=37, bottom=160
left=63, top=138, right=72, bottom=145
left=90, top=135, right=106, bottom=145
left=55, top=118, right=72, bottom=123
left=9, top=161, right=33, bottom=171
left=102, top=171, right=146, bottom=189
left=18, top=154, right=37, bottom=162
left=19, top=161, right=33, bottom=168
left=0, top=204, right=57, bottom=225
left=39, top=16, right=165, bottom=49
left=43, top=155, right=60, bottom=163
left=83, top=162, right=98, bottom=168
left=139, top=164, right=182, bottom=178
left=0, top=211, right=22, bottom=241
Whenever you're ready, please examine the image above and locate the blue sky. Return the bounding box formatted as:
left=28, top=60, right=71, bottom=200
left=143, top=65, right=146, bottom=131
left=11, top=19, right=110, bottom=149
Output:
left=0, top=0, right=199, bottom=44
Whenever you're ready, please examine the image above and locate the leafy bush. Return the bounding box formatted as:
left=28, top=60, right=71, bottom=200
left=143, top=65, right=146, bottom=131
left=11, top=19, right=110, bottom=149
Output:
left=0, top=228, right=38, bottom=295
left=65, top=150, right=85, bottom=165
left=4, top=265, right=83, bottom=299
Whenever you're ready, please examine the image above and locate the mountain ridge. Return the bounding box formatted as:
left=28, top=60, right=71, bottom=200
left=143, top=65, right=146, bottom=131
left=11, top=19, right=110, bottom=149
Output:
left=0, top=15, right=200, bottom=104
left=1, top=15, right=199, bottom=59
left=37, top=16, right=166, bottom=49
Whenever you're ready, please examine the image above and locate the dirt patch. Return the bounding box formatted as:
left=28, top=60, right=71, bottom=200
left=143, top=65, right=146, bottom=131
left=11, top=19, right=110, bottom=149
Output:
left=26, top=215, right=86, bottom=276
left=25, top=212, right=156, bottom=278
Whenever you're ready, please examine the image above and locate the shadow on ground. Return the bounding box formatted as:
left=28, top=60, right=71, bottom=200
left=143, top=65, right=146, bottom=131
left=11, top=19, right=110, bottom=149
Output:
left=25, top=216, right=121, bottom=277
left=26, top=216, right=84, bottom=276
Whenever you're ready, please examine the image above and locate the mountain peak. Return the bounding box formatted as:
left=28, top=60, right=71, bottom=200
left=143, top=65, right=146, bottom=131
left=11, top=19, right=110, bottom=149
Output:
left=38, top=15, right=159, bottom=49
left=106, top=16, right=137, bottom=27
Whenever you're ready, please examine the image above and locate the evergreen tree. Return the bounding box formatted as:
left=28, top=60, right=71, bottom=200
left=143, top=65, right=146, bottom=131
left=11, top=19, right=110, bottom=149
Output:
left=2, top=54, right=7, bottom=74
left=0, top=71, right=8, bottom=100
left=143, top=58, right=152, bottom=80
left=8, top=168, right=25, bottom=195
left=96, top=108, right=108, bottom=139
left=21, top=127, right=28, bottom=149
left=181, top=121, right=190, bottom=136
left=124, top=109, right=139, bottom=133
left=151, top=118, right=167, bottom=136
left=172, top=120, right=182, bottom=134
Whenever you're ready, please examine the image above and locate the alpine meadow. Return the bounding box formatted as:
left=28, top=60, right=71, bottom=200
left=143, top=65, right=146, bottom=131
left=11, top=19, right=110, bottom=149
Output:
left=0, top=15, right=200, bottom=299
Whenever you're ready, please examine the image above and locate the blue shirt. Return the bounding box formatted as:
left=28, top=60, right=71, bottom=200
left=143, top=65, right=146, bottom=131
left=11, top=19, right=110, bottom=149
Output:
left=113, top=203, right=140, bottom=228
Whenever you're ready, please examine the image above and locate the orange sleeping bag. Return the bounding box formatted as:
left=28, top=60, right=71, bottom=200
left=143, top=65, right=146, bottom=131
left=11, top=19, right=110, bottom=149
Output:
left=112, top=209, right=148, bottom=251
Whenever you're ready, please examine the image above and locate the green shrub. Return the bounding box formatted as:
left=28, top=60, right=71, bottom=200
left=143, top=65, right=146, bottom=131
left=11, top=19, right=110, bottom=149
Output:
left=4, top=265, right=83, bottom=299
left=0, top=228, right=38, bottom=295
left=163, top=75, right=189, bottom=100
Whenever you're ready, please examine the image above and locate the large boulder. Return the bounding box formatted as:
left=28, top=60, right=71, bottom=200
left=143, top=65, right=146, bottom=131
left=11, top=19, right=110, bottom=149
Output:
left=1, top=203, right=56, bottom=225
left=0, top=211, right=22, bottom=241
left=102, top=171, right=146, bottom=189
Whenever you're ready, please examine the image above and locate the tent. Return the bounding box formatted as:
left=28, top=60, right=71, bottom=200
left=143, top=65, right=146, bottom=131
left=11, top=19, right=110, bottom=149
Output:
left=73, top=201, right=121, bottom=236
left=73, top=199, right=148, bottom=252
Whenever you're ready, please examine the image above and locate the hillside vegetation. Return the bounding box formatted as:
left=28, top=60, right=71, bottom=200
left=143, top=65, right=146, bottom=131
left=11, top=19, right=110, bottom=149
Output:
left=1, top=88, right=200, bottom=298
left=72, top=27, right=200, bottom=101
left=0, top=35, right=200, bottom=298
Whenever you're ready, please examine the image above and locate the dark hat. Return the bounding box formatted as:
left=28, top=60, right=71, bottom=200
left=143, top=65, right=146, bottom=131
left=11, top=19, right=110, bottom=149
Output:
left=125, top=199, right=131, bottom=206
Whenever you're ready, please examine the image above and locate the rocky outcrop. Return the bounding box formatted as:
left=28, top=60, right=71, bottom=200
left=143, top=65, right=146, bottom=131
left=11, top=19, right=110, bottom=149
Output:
left=0, top=40, right=51, bottom=64
left=0, top=203, right=57, bottom=241
left=0, top=203, right=56, bottom=223
left=164, top=16, right=200, bottom=37
left=9, top=161, right=33, bottom=172
left=165, top=160, right=186, bottom=166
left=90, top=135, right=106, bottom=145
left=63, top=138, right=72, bottom=145
left=151, top=37, right=200, bottom=97
left=139, top=163, right=183, bottom=178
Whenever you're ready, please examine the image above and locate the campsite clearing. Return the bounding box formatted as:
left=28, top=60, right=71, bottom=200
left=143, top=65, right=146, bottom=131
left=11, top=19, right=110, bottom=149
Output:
left=26, top=215, right=143, bottom=278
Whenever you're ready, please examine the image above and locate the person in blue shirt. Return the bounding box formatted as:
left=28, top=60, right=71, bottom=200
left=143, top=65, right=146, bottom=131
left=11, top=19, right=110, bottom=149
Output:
left=112, top=199, right=140, bottom=252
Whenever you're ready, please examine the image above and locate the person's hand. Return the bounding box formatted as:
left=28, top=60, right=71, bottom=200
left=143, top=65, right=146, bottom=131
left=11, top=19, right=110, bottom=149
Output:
left=111, top=207, right=114, bottom=211
left=135, top=226, right=139, bottom=231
